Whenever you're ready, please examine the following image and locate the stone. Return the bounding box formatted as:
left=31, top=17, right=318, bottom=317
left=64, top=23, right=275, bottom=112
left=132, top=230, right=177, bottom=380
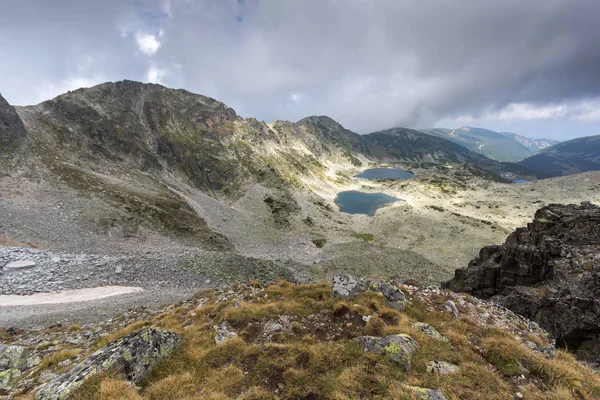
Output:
left=426, top=360, right=459, bottom=375
left=443, top=203, right=600, bottom=365
left=412, top=322, right=449, bottom=342
left=214, top=322, right=237, bottom=345
left=35, top=328, right=181, bottom=400
left=114, top=265, right=123, bottom=274
left=443, top=300, right=460, bottom=319
left=0, top=345, right=29, bottom=372
left=0, top=368, right=20, bottom=392
left=4, top=260, right=36, bottom=270
left=355, top=334, right=417, bottom=372
left=333, top=274, right=406, bottom=311
left=399, top=384, right=448, bottom=400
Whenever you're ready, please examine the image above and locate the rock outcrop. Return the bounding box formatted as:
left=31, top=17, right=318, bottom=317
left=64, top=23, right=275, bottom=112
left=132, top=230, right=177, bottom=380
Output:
left=333, top=274, right=406, bottom=311
left=35, top=328, right=181, bottom=399
left=443, top=202, right=600, bottom=364
left=0, top=93, right=26, bottom=156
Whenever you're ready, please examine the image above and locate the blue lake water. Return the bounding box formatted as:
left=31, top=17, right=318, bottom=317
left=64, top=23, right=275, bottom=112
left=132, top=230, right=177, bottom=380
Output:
left=334, top=191, right=401, bottom=216
left=512, top=179, right=529, bottom=183
left=356, top=168, right=414, bottom=180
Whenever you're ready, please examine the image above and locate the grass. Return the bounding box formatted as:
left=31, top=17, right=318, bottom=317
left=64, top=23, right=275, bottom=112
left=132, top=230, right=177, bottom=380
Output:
left=351, top=233, right=374, bottom=242
left=51, top=281, right=600, bottom=400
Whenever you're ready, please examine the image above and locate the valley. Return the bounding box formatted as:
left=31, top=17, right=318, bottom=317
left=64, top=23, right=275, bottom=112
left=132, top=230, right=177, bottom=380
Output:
left=1, top=81, right=599, bottom=398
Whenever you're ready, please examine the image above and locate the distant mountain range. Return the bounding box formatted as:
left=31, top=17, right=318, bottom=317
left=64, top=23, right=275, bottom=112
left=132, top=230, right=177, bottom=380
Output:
left=518, top=135, right=600, bottom=178
left=422, top=127, right=559, bottom=162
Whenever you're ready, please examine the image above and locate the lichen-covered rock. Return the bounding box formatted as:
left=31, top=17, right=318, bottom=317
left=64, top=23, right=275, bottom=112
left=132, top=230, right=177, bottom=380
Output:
left=426, top=360, right=459, bottom=375
left=333, top=274, right=406, bottom=311
left=0, top=344, right=29, bottom=372
left=412, top=322, right=449, bottom=342
left=34, top=328, right=181, bottom=400
left=399, top=384, right=448, bottom=400
left=354, top=334, right=417, bottom=372
left=0, top=368, right=21, bottom=392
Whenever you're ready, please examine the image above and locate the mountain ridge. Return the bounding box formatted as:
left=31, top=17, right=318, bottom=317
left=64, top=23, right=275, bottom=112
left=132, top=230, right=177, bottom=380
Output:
left=518, top=134, right=600, bottom=178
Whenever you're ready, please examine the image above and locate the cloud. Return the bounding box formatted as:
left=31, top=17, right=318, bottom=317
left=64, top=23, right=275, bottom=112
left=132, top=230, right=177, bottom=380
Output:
left=451, top=100, right=600, bottom=123
left=1, top=0, right=600, bottom=138
left=135, top=32, right=161, bottom=56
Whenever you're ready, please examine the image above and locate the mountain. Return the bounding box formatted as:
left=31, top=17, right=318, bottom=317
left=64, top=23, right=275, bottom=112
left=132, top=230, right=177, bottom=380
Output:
left=423, top=127, right=534, bottom=162
left=499, top=132, right=559, bottom=153
left=518, top=135, right=600, bottom=178
left=0, top=80, right=534, bottom=254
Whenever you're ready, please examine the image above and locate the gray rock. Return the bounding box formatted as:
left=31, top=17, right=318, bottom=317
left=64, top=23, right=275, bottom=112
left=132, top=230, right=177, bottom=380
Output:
left=443, top=300, right=460, bottom=319
left=332, top=274, right=406, bottom=311
left=426, top=360, right=459, bottom=374
left=0, top=344, right=29, bottom=371
left=412, top=322, right=449, bottom=342
left=0, top=368, right=20, bottom=392
left=214, top=322, right=237, bottom=345
left=354, top=334, right=417, bottom=372
left=399, top=384, right=448, bottom=400
left=443, top=203, right=600, bottom=365
left=4, top=260, right=36, bottom=270
left=35, top=328, right=181, bottom=400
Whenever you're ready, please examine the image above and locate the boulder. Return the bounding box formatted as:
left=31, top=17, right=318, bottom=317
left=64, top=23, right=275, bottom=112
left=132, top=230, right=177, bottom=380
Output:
left=399, top=384, right=448, bottom=400
left=35, top=328, right=181, bottom=400
left=0, top=369, right=20, bottom=392
left=0, top=345, right=29, bottom=372
left=443, top=203, right=600, bottom=365
left=412, top=322, right=449, bottom=342
left=426, top=360, right=459, bottom=374
left=354, top=334, right=417, bottom=372
left=333, top=274, right=406, bottom=311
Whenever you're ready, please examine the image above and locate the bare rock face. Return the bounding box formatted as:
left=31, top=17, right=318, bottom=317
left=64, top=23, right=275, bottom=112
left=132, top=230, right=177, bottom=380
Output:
left=35, top=328, right=182, bottom=399
left=0, top=93, right=26, bottom=156
left=443, top=202, right=600, bottom=365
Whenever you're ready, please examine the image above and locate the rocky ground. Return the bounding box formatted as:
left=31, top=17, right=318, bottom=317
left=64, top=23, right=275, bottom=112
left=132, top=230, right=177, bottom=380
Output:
left=4, top=276, right=599, bottom=399
left=2, top=168, right=599, bottom=329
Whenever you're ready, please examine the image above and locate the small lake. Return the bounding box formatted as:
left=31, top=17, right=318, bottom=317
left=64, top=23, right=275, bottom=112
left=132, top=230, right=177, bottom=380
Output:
left=512, top=179, right=529, bottom=183
left=334, top=191, right=401, bottom=216
left=356, top=168, right=414, bottom=180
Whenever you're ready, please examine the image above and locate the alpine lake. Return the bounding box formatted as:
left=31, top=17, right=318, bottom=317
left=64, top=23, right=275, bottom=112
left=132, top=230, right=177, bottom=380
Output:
left=334, top=168, right=414, bottom=216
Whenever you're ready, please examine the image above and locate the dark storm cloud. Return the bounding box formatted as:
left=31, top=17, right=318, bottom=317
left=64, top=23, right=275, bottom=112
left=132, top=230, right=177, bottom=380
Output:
left=2, top=0, right=600, bottom=136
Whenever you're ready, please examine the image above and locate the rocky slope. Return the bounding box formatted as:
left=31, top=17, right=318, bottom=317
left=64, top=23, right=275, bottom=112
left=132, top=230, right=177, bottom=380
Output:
left=519, top=135, right=600, bottom=178
left=443, top=202, right=600, bottom=367
left=4, top=276, right=600, bottom=399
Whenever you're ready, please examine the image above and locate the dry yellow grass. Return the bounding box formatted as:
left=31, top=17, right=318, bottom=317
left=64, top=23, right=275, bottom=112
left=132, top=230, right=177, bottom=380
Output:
left=62, top=282, right=600, bottom=400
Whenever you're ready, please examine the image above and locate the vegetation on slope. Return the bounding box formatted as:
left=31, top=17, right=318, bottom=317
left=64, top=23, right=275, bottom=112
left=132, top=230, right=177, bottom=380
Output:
left=424, top=127, right=533, bottom=162
left=42, top=280, right=600, bottom=400
left=519, top=135, right=600, bottom=178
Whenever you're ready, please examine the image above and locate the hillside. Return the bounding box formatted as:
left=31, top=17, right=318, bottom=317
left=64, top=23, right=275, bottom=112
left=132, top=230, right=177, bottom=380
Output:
left=499, top=132, right=559, bottom=153
left=4, top=276, right=600, bottom=399
left=518, top=135, right=600, bottom=178
left=423, top=127, right=533, bottom=162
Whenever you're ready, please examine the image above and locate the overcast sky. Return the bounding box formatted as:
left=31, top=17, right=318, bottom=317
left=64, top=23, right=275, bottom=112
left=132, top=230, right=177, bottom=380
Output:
left=2, top=0, right=600, bottom=140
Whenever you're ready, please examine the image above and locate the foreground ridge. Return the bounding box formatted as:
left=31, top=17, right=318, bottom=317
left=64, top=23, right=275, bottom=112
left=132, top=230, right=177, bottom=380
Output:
left=2, top=275, right=599, bottom=399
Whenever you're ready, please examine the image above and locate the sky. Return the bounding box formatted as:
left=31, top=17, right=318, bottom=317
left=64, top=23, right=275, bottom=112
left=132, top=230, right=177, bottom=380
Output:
left=1, top=0, right=600, bottom=140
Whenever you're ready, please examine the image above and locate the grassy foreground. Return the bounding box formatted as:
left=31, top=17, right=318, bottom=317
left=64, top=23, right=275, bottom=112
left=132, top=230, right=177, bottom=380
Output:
left=32, top=281, right=600, bottom=399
